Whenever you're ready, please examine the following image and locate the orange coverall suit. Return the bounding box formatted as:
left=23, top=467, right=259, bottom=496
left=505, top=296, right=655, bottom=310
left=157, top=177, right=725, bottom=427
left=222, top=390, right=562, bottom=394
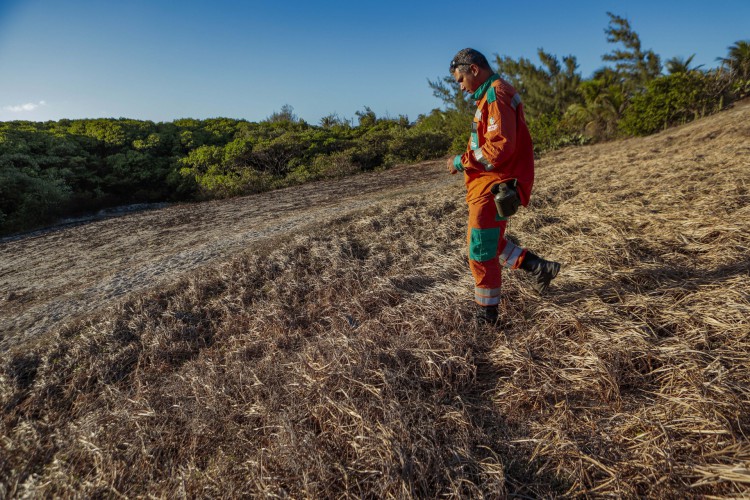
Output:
left=452, top=74, right=535, bottom=307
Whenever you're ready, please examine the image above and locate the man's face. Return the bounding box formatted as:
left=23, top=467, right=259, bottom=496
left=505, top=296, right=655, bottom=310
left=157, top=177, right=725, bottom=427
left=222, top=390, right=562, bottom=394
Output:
left=452, top=64, right=481, bottom=94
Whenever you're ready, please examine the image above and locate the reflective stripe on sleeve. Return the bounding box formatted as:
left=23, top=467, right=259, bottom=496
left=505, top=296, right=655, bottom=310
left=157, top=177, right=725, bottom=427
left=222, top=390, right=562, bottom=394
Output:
left=510, top=93, right=522, bottom=110
left=498, top=239, right=523, bottom=269
left=474, top=108, right=483, bottom=121
left=473, top=148, right=493, bottom=170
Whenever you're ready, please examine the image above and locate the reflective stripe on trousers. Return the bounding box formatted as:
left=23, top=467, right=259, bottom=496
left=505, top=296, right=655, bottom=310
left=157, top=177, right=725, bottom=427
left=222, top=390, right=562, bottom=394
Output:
left=475, top=286, right=501, bottom=306
left=467, top=195, right=527, bottom=305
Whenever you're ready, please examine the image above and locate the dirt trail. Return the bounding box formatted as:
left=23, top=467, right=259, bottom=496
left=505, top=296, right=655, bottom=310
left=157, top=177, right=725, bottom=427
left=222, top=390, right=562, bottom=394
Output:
left=0, top=160, right=453, bottom=350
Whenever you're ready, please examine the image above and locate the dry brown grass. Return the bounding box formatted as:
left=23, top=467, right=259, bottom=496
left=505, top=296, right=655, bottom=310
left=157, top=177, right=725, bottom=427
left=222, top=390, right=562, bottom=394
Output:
left=1, top=100, right=749, bottom=497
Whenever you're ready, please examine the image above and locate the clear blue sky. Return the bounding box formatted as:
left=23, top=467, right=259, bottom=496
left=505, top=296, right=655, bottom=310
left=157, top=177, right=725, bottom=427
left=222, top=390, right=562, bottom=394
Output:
left=1, top=0, right=748, bottom=124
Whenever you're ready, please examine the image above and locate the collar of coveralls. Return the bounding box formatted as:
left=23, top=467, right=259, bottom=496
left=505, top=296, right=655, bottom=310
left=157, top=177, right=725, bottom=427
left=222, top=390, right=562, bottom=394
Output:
left=471, top=73, right=501, bottom=102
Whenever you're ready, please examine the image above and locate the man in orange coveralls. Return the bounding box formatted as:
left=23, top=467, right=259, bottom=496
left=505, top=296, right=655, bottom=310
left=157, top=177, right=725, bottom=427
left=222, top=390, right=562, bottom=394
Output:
left=447, top=48, right=560, bottom=325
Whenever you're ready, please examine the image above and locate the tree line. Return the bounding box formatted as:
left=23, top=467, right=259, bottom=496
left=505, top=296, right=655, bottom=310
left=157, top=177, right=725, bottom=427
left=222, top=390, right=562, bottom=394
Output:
left=1, top=12, right=748, bottom=236
left=429, top=13, right=749, bottom=152
left=0, top=110, right=450, bottom=235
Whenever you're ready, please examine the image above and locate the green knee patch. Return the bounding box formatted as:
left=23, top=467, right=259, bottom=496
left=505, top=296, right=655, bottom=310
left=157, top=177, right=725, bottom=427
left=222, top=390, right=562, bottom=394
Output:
left=469, top=227, right=500, bottom=261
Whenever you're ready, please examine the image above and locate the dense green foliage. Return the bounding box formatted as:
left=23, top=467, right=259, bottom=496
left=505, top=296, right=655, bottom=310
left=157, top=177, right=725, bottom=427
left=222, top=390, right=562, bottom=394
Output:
left=618, top=70, right=731, bottom=135
left=432, top=13, right=747, bottom=150
left=1, top=12, right=747, bottom=236
left=0, top=114, right=451, bottom=235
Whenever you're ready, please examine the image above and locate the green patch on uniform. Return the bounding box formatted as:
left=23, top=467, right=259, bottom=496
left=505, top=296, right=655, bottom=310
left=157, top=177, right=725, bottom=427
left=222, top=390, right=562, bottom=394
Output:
left=469, top=227, right=500, bottom=261
left=486, top=86, right=497, bottom=104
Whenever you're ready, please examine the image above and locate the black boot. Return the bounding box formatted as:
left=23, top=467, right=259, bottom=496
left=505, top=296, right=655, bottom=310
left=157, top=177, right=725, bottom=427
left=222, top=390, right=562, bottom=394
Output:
left=521, top=252, right=561, bottom=294
left=475, top=304, right=499, bottom=325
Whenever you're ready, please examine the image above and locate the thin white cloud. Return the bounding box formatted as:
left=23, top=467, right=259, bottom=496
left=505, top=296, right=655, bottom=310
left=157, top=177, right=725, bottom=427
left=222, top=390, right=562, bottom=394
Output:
left=3, top=100, right=46, bottom=112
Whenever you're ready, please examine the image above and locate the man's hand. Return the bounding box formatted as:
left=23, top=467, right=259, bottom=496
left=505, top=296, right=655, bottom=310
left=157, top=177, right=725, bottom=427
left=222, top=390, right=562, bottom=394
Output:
left=447, top=156, right=459, bottom=175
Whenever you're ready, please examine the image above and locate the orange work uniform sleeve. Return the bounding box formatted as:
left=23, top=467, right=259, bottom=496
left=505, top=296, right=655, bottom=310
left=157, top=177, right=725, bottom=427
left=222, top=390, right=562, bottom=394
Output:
left=460, top=96, right=518, bottom=173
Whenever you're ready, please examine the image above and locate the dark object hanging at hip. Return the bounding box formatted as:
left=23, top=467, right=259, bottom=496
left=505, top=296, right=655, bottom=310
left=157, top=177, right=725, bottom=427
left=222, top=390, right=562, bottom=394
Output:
left=491, top=181, right=520, bottom=218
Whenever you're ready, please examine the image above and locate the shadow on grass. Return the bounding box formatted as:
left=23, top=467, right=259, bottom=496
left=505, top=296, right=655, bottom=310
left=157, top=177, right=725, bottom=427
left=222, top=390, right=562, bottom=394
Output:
left=457, top=324, right=576, bottom=498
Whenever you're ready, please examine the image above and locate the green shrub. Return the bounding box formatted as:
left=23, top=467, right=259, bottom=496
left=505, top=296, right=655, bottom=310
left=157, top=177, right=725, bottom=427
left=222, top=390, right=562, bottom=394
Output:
left=527, top=113, right=588, bottom=154
left=413, top=109, right=472, bottom=155
left=348, top=131, right=390, bottom=171
left=195, top=166, right=273, bottom=198
left=619, top=72, right=723, bottom=136
left=386, top=129, right=452, bottom=164
left=0, top=165, right=72, bottom=234
left=310, top=150, right=360, bottom=179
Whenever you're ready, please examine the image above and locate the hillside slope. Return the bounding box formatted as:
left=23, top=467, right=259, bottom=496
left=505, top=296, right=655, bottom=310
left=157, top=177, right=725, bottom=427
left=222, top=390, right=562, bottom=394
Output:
left=1, top=100, right=749, bottom=497
left=0, top=161, right=452, bottom=350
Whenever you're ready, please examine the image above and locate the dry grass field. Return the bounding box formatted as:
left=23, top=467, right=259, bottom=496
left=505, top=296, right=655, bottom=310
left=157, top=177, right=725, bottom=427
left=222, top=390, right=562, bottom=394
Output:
left=1, top=99, right=749, bottom=497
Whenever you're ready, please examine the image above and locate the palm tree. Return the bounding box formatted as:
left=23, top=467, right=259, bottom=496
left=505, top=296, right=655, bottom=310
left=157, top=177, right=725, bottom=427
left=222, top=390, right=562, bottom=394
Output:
left=718, top=40, right=750, bottom=97
left=565, top=68, right=627, bottom=140
left=666, top=54, right=702, bottom=74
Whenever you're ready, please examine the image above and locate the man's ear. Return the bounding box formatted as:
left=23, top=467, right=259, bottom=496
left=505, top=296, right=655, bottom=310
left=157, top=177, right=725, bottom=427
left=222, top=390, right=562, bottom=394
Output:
left=471, top=64, right=480, bottom=76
